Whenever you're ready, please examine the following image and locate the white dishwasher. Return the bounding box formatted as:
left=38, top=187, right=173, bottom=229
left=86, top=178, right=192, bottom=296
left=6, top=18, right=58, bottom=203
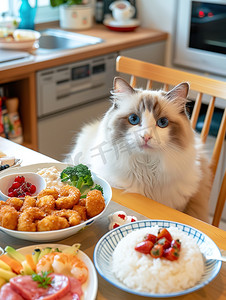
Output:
left=36, top=53, right=117, bottom=161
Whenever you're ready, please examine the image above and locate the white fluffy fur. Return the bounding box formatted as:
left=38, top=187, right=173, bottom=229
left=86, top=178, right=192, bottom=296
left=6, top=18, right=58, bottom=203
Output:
left=66, top=79, right=212, bottom=222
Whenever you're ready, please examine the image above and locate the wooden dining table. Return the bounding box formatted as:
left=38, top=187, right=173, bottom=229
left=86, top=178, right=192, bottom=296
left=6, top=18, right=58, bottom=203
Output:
left=0, top=137, right=226, bottom=300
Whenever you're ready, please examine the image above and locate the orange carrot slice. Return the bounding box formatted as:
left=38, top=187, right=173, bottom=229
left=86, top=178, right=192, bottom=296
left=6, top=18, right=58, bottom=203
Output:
left=0, top=255, right=22, bottom=274
left=25, top=254, right=36, bottom=271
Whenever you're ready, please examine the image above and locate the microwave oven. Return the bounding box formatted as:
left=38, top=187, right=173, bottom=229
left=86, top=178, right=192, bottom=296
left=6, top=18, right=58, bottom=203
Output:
left=174, top=0, right=226, bottom=77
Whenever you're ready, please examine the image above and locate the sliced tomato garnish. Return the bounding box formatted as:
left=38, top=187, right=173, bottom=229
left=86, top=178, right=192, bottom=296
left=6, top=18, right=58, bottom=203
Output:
left=157, top=228, right=173, bottom=243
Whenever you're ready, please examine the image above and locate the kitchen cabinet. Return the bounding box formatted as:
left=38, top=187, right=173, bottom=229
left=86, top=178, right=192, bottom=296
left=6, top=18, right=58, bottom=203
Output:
left=37, top=53, right=117, bottom=161
left=0, top=73, right=37, bottom=150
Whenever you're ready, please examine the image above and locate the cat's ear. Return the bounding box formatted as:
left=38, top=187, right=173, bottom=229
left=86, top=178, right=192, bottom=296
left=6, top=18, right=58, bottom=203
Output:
left=166, top=82, right=189, bottom=101
left=113, top=77, right=135, bottom=94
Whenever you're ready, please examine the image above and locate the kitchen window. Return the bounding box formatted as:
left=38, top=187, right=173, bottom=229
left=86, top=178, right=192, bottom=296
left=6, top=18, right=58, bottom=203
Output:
left=0, top=0, right=59, bottom=23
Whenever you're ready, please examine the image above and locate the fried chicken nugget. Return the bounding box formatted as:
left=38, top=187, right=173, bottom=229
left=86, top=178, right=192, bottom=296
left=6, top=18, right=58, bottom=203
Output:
left=86, top=190, right=105, bottom=218
left=37, top=188, right=59, bottom=200
left=36, top=195, right=55, bottom=213
left=72, top=205, right=87, bottom=221
left=20, top=196, right=36, bottom=212
left=17, top=207, right=45, bottom=232
left=78, top=198, right=86, bottom=206
left=56, top=185, right=81, bottom=210
left=0, top=201, right=6, bottom=208
left=53, top=209, right=81, bottom=226
left=0, top=205, right=18, bottom=230
left=6, top=197, right=23, bottom=211
left=37, top=215, right=69, bottom=231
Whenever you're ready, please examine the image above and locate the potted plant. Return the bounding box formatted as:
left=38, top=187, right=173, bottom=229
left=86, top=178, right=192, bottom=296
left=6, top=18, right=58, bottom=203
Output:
left=50, top=0, right=93, bottom=30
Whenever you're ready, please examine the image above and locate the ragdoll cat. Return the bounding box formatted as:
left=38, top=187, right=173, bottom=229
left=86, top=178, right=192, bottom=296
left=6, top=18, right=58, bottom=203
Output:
left=66, top=77, right=212, bottom=222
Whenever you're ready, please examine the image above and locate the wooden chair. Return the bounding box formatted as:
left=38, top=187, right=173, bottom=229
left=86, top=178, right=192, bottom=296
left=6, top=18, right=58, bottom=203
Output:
left=116, top=56, right=226, bottom=227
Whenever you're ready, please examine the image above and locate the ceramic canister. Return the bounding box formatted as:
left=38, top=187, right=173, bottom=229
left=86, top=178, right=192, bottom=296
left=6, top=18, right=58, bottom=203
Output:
left=59, top=4, right=93, bottom=30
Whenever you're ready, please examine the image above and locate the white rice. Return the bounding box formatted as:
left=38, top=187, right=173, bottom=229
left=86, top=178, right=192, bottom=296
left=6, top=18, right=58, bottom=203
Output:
left=112, top=226, right=204, bottom=294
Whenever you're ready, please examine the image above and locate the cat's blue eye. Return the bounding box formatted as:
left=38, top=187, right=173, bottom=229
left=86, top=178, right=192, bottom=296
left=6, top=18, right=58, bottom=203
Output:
left=128, top=113, right=140, bottom=125
left=157, top=117, right=169, bottom=128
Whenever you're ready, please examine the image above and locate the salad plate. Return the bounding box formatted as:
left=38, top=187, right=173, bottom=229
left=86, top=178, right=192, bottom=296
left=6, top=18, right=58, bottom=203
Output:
left=0, top=162, right=112, bottom=242
left=94, top=220, right=222, bottom=298
left=17, top=243, right=98, bottom=300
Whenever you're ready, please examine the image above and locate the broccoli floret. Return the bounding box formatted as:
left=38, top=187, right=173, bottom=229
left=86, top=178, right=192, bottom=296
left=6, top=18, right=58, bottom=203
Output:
left=60, top=164, right=94, bottom=194
left=60, top=166, right=78, bottom=183
left=91, top=184, right=104, bottom=195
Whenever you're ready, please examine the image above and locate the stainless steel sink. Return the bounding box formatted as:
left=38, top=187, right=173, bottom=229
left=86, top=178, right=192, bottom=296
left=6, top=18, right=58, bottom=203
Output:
left=37, top=28, right=103, bottom=51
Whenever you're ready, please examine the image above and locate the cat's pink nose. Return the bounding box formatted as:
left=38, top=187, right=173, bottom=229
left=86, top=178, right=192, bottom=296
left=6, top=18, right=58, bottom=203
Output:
left=142, top=134, right=151, bottom=143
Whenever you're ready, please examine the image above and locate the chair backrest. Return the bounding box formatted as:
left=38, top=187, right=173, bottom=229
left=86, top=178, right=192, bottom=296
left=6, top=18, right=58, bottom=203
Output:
left=116, top=56, right=226, bottom=227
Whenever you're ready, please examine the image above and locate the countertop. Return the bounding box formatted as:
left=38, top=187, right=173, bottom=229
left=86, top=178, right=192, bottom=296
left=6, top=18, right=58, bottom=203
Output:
left=0, top=24, right=168, bottom=80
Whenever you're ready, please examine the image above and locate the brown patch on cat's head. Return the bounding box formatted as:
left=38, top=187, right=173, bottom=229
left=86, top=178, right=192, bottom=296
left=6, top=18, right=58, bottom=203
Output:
left=139, top=97, right=152, bottom=113
left=111, top=116, right=131, bottom=142
left=169, top=119, right=190, bottom=149
left=139, top=95, right=162, bottom=118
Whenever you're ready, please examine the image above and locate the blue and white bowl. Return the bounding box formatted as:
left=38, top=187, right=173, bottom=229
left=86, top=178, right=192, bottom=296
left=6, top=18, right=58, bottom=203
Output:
left=94, top=220, right=222, bottom=298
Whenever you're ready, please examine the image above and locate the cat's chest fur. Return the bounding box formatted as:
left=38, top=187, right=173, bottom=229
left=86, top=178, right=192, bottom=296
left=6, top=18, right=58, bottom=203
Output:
left=70, top=123, right=200, bottom=212
left=99, top=144, right=199, bottom=212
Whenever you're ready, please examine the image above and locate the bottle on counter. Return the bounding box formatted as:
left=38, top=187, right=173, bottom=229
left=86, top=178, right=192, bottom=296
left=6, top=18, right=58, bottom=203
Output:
left=18, top=0, right=38, bottom=30
left=1, top=98, right=10, bottom=139
left=95, top=0, right=104, bottom=23
left=0, top=88, right=6, bottom=138
left=6, top=97, right=23, bottom=144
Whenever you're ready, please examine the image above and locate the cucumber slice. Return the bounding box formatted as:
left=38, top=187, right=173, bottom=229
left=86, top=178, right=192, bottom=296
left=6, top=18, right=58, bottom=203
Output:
left=5, top=246, right=26, bottom=263
left=38, top=247, right=53, bottom=261
left=62, top=243, right=81, bottom=254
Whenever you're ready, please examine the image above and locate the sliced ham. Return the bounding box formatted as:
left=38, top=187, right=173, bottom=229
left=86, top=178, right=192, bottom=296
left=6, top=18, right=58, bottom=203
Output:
left=10, top=274, right=70, bottom=300
left=1, top=273, right=83, bottom=300
left=0, top=282, right=24, bottom=300
left=60, top=277, right=83, bottom=300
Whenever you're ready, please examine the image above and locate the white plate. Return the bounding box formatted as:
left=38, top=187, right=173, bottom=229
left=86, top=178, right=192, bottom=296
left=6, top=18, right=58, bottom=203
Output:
left=17, top=244, right=98, bottom=300
left=0, top=29, right=40, bottom=50
left=0, top=162, right=112, bottom=242
left=94, top=220, right=222, bottom=298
